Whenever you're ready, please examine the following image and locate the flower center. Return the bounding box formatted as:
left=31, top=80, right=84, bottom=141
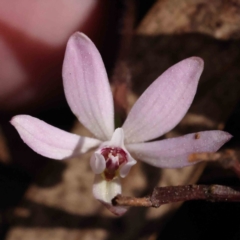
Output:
left=101, top=147, right=128, bottom=180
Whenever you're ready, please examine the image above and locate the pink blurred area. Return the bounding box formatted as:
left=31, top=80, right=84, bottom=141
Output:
left=0, top=0, right=111, bottom=111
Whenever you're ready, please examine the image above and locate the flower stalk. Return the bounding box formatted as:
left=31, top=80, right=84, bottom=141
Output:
left=113, top=184, right=240, bottom=208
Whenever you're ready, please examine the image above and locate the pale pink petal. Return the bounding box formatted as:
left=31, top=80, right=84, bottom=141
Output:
left=122, top=57, right=204, bottom=143
left=11, top=115, right=101, bottom=160
left=90, top=152, right=106, bottom=174
left=62, top=32, right=114, bottom=141
left=93, top=174, right=127, bottom=216
left=126, top=131, right=232, bottom=168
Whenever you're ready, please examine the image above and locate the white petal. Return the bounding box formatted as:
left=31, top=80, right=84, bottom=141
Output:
left=122, top=57, right=204, bottom=143
left=108, top=128, right=124, bottom=147
left=119, top=157, right=137, bottom=178
left=126, top=131, right=232, bottom=168
left=11, top=115, right=101, bottom=160
left=119, top=153, right=137, bottom=178
left=62, top=32, right=114, bottom=141
left=93, top=175, right=127, bottom=216
left=90, top=152, right=106, bottom=174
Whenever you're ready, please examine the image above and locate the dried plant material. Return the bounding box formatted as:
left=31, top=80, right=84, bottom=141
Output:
left=138, top=0, right=240, bottom=40
left=194, top=132, right=201, bottom=139
left=189, top=149, right=240, bottom=177
left=6, top=228, right=108, bottom=240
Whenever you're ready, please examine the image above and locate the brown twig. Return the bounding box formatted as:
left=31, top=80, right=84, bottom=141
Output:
left=112, top=184, right=240, bottom=208
left=188, top=149, right=237, bottom=163
left=112, top=196, right=152, bottom=207
left=111, top=0, right=136, bottom=124
left=189, top=149, right=240, bottom=177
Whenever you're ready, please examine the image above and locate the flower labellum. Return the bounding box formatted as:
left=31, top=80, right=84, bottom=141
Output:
left=11, top=32, right=232, bottom=216
left=101, top=147, right=127, bottom=180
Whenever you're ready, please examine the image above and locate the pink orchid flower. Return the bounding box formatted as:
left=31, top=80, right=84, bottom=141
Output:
left=11, top=32, right=232, bottom=216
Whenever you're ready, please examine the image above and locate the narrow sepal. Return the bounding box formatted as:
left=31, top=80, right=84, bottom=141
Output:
left=123, top=57, right=204, bottom=143
left=11, top=115, right=101, bottom=159
left=126, top=131, right=232, bottom=168
left=62, top=32, right=114, bottom=141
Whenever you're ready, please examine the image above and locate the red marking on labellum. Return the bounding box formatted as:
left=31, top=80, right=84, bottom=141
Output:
left=101, top=147, right=127, bottom=180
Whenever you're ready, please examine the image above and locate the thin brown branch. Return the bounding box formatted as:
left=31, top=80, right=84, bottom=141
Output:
left=112, top=196, right=152, bottom=207
left=188, top=149, right=237, bottom=163
left=111, top=0, right=136, bottom=86
left=112, top=184, right=240, bottom=208
left=111, top=0, right=136, bottom=121
left=189, top=149, right=240, bottom=177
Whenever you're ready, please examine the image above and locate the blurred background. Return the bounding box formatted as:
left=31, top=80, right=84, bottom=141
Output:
left=0, top=0, right=240, bottom=239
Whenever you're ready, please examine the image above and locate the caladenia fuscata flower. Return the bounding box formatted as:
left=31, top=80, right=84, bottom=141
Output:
left=11, top=32, right=232, bottom=216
